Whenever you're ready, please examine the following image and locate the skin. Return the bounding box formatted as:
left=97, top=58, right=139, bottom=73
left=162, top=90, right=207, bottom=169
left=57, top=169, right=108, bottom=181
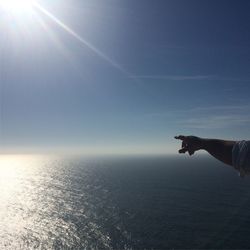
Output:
left=175, top=135, right=236, bottom=166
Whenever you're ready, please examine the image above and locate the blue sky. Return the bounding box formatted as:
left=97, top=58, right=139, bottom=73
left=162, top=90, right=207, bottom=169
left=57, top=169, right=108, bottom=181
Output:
left=1, top=0, right=250, bottom=154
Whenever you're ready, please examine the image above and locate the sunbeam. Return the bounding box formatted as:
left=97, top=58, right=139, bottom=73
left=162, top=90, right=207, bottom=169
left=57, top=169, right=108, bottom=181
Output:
left=33, top=2, right=130, bottom=76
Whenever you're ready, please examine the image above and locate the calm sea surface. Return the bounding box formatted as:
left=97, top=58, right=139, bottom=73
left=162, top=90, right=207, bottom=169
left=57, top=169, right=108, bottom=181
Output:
left=0, top=154, right=250, bottom=249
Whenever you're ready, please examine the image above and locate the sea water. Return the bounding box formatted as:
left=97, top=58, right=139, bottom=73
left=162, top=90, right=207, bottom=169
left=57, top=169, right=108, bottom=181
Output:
left=0, top=154, right=250, bottom=249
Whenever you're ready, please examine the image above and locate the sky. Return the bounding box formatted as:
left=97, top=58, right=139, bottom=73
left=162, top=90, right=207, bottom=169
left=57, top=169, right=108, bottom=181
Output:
left=0, top=0, right=250, bottom=154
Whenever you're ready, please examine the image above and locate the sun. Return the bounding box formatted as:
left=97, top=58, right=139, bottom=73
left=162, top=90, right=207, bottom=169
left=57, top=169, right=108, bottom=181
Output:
left=0, top=0, right=35, bottom=13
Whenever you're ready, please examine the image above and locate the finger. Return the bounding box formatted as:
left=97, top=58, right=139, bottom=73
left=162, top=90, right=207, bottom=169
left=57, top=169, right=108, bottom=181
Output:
left=179, top=147, right=188, bottom=154
left=175, top=135, right=186, bottom=141
left=188, top=150, right=194, bottom=156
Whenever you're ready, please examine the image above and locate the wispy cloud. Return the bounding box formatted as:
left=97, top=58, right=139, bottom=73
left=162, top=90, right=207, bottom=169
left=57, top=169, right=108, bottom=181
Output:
left=183, top=104, right=250, bottom=129
left=188, top=104, right=250, bottom=113
left=130, top=75, right=250, bottom=82
left=183, top=115, right=250, bottom=129
left=129, top=75, right=215, bottom=81
left=143, top=104, right=250, bottom=130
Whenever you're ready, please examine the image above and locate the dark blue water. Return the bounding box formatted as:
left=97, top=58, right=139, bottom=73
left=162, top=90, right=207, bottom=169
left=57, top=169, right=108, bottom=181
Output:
left=1, top=154, right=250, bottom=249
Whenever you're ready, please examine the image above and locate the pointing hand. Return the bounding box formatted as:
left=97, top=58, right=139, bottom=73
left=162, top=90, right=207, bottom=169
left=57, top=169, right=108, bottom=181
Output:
left=175, top=135, right=203, bottom=156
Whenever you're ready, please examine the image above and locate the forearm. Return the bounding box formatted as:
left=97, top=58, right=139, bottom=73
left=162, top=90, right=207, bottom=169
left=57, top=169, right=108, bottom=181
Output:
left=200, top=138, right=236, bottom=166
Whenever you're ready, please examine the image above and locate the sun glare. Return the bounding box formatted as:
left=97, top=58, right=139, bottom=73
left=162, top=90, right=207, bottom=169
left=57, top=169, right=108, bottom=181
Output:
left=0, top=0, right=34, bottom=13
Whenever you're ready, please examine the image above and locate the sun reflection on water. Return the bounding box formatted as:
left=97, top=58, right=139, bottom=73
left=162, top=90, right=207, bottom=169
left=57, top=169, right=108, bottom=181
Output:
left=0, top=155, right=55, bottom=249
left=0, top=155, right=35, bottom=201
left=0, top=155, right=119, bottom=249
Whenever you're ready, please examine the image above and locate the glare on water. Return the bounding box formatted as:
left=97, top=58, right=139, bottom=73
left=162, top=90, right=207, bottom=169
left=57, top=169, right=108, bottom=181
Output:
left=0, top=155, right=78, bottom=249
left=0, top=155, right=43, bottom=248
left=0, top=155, right=36, bottom=201
left=0, top=155, right=113, bottom=249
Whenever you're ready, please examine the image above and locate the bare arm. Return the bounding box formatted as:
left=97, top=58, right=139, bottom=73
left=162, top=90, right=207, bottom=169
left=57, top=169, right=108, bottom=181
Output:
left=175, top=135, right=236, bottom=166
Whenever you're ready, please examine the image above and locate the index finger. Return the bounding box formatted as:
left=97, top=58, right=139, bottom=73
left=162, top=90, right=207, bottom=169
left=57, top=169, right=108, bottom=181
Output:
left=174, top=135, right=186, bottom=141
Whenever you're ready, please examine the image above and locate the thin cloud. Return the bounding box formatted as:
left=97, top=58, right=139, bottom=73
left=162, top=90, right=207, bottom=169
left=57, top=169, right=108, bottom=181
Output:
left=183, top=115, right=250, bottom=129
left=129, top=75, right=215, bottom=81
left=130, top=75, right=250, bottom=82
left=144, top=104, right=250, bottom=118
left=142, top=104, right=250, bottom=129
left=188, top=104, right=250, bottom=113
left=181, top=104, right=250, bottom=129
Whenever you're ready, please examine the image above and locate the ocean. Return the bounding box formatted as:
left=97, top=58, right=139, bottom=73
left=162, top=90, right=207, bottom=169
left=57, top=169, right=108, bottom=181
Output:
left=0, top=154, right=250, bottom=249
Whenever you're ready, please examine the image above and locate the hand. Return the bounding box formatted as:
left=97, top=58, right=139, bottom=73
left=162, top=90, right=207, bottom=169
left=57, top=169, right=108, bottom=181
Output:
left=175, top=135, right=203, bottom=155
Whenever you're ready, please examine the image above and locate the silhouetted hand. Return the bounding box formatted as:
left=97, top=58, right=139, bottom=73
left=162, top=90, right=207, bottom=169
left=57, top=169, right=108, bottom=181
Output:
left=175, top=135, right=203, bottom=156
